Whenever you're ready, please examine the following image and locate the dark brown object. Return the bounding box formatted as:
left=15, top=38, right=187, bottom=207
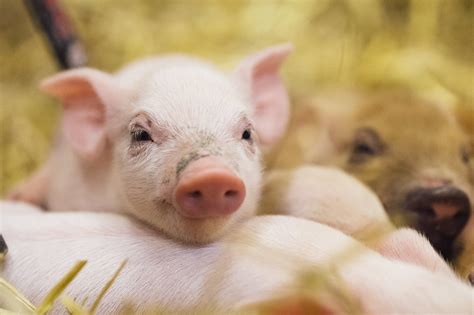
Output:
left=0, top=234, right=8, bottom=259
left=24, top=0, right=87, bottom=68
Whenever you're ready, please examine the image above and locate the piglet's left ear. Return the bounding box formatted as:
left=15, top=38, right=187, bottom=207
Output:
left=234, top=43, right=293, bottom=147
left=40, top=68, right=123, bottom=162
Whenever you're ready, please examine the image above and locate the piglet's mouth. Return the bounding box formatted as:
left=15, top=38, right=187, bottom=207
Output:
left=154, top=196, right=241, bottom=221
left=178, top=210, right=234, bottom=221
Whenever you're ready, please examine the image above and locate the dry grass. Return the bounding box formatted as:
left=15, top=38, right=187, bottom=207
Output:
left=1, top=0, right=473, bottom=193
left=0, top=1, right=472, bottom=313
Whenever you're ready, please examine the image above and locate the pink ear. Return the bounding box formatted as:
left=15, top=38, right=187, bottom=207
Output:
left=235, top=43, right=293, bottom=146
left=40, top=68, right=121, bottom=162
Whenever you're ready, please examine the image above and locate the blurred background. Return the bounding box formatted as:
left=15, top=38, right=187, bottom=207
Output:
left=1, top=0, right=473, bottom=194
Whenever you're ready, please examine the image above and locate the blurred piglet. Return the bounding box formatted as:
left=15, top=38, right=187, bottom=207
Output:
left=1, top=201, right=471, bottom=314
left=269, top=90, right=473, bottom=265
left=8, top=44, right=293, bottom=243
left=260, top=165, right=458, bottom=275
left=260, top=165, right=392, bottom=239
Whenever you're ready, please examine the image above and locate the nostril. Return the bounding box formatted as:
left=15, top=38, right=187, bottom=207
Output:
left=188, top=191, right=202, bottom=199
left=432, top=202, right=463, bottom=220
left=224, top=190, right=238, bottom=198
left=418, top=207, right=436, bottom=217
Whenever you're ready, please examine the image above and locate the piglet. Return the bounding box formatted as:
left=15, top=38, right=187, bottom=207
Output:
left=8, top=44, right=293, bottom=243
left=270, top=90, right=473, bottom=264
left=1, top=201, right=472, bottom=314
left=260, top=165, right=457, bottom=278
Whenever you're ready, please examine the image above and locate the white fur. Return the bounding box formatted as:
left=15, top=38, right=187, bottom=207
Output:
left=1, top=201, right=472, bottom=314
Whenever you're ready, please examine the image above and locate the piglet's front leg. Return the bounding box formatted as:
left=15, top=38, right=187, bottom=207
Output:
left=7, top=161, right=51, bottom=209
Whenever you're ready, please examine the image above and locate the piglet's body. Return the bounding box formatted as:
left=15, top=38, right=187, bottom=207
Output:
left=261, top=165, right=458, bottom=277
left=261, top=165, right=392, bottom=238
left=9, top=45, right=293, bottom=243
left=2, top=201, right=472, bottom=314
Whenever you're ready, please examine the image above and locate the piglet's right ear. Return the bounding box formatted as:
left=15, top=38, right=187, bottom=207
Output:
left=40, top=68, right=121, bottom=162
left=234, top=43, right=293, bottom=148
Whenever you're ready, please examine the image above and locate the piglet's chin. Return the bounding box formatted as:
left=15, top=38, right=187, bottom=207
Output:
left=177, top=210, right=234, bottom=220
left=168, top=215, right=238, bottom=244
left=136, top=202, right=241, bottom=243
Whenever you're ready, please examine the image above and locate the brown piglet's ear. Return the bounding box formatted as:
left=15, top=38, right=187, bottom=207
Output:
left=40, top=68, right=123, bottom=162
left=234, top=43, right=293, bottom=147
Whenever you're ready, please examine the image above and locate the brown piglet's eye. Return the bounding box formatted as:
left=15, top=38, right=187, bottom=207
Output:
left=349, top=127, right=385, bottom=164
left=353, top=142, right=376, bottom=156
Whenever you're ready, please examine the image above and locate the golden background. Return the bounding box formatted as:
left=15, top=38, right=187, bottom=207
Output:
left=1, top=0, right=473, bottom=194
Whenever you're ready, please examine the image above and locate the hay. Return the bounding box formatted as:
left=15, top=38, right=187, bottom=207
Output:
left=0, top=1, right=472, bottom=313
left=1, top=0, right=473, bottom=193
left=0, top=260, right=129, bottom=314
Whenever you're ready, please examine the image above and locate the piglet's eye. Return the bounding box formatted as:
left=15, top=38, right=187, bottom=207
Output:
left=353, top=142, right=376, bottom=156
left=349, top=127, right=385, bottom=164
left=242, top=129, right=252, bottom=141
left=131, top=129, right=153, bottom=142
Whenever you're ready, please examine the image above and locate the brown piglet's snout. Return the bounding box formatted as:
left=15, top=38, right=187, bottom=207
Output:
left=404, top=184, right=471, bottom=260
left=174, top=157, right=246, bottom=219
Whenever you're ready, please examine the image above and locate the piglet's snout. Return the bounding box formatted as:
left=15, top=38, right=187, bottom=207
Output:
left=174, top=157, right=246, bottom=219
left=405, top=186, right=471, bottom=236
left=404, top=185, right=471, bottom=260
left=405, top=186, right=471, bottom=232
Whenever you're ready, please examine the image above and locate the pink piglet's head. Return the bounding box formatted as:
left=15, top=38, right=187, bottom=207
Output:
left=40, top=43, right=293, bottom=243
